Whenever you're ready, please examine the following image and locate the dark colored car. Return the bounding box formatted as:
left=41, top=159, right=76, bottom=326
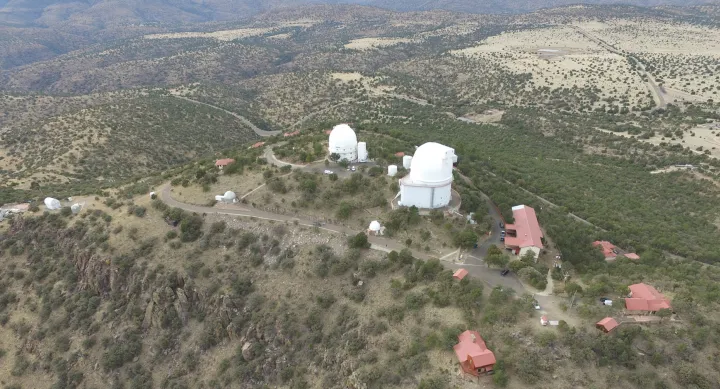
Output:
left=499, top=221, right=505, bottom=228
left=501, top=269, right=510, bottom=276
left=500, top=236, right=505, bottom=242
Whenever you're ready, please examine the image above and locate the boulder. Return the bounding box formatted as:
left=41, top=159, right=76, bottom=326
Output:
left=241, top=342, right=254, bottom=361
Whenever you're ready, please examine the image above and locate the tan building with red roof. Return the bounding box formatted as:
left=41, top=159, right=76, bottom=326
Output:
left=453, top=330, right=496, bottom=376
left=215, top=158, right=235, bottom=169
left=596, top=317, right=619, bottom=333
left=625, top=283, right=671, bottom=314
left=453, top=268, right=468, bottom=280
left=504, top=205, right=543, bottom=260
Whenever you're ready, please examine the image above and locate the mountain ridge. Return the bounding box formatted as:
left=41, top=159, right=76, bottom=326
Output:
left=1, top=0, right=718, bottom=28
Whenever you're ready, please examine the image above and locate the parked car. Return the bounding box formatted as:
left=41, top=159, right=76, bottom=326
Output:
left=533, top=301, right=541, bottom=310
left=323, top=170, right=333, bottom=174
left=500, top=236, right=505, bottom=242
left=499, top=221, right=505, bottom=228
left=351, top=166, right=356, bottom=171
left=500, top=269, right=510, bottom=276
left=500, top=230, right=506, bottom=236
left=599, top=297, right=608, bottom=302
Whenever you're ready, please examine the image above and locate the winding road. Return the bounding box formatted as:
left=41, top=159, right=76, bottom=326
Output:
left=170, top=95, right=282, bottom=137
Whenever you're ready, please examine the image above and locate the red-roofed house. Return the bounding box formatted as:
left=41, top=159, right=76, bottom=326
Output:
left=284, top=130, right=300, bottom=137
left=215, top=159, right=235, bottom=169
left=394, top=152, right=405, bottom=157
left=593, top=241, right=618, bottom=260
left=453, top=330, right=496, bottom=376
left=251, top=141, right=265, bottom=149
left=504, top=205, right=543, bottom=260
left=596, top=317, right=619, bottom=333
left=593, top=241, right=639, bottom=261
left=453, top=269, right=469, bottom=280
left=625, top=283, right=671, bottom=314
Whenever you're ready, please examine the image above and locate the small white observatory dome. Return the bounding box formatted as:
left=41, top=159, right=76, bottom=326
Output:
left=369, top=220, right=381, bottom=232
left=44, top=197, right=61, bottom=210
left=329, top=124, right=358, bottom=162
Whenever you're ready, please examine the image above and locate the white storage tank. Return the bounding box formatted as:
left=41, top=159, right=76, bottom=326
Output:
left=357, top=142, right=368, bottom=162
left=388, top=165, right=398, bottom=177
left=403, top=155, right=412, bottom=169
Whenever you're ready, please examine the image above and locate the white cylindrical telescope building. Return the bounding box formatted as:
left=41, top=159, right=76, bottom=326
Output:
left=357, top=142, right=368, bottom=162
left=403, top=155, right=412, bottom=169
left=328, top=124, right=358, bottom=162
left=388, top=165, right=398, bottom=177
left=399, top=142, right=456, bottom=209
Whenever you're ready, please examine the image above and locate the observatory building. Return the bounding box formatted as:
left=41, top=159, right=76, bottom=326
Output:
left=328, top=124, right=369, bottom=162
left=398, top=142, right=456, bottom=209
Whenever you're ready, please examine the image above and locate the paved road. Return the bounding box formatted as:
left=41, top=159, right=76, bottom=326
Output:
left=263, top=143, right=308, bottom=168
left=170, top=95, right=282, bottom=137
left=569, top=25, right=666, bottom=109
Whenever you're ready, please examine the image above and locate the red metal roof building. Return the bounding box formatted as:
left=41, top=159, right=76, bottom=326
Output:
left=592, top=241, right=639, bottom=261
left=394, top=152, right=405, bottom=157
left=251, top=141, right=265, bottom=148
left=625, top=283, right=671, bottom=313
left=504, top=205, right=543, bottom=259
left=283, top=130, right=300, bottom=137
left=453, top=330, right=496, bottom=376
left=453, top=269, right=469, bottom=280
left=215, top=158, right=235, bottom=168
left=596, top=317, right=619, bottom=333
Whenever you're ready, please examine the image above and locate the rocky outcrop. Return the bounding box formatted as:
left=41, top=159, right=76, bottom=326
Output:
left=241, top=341, right=254, bottom=361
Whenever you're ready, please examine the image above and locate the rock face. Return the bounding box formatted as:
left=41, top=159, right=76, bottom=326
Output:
left=242, top=342, right=254, bottom=361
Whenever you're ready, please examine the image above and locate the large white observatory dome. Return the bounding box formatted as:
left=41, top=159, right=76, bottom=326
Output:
left=329, top=124, right=358, bottom=162
left=407, top=142, right=455, bottom=184
left=398, top=142, right=456, bottom=209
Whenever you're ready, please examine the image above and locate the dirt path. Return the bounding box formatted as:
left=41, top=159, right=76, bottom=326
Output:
left=159, top=184, right=456, bottom=260
left=169, top=95, right=282, bottom=137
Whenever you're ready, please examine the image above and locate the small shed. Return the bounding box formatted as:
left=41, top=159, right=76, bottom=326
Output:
left=540, top=316, right=549, bottom=326
left=596, top=317, right=619, bottom=333
left=623, top=253, right=640, bottom=260
left=453, top=268, right=469, bottom=280
left=251, top=141, right=266, bottom=148
left=394, top=152, right=405, bottom=157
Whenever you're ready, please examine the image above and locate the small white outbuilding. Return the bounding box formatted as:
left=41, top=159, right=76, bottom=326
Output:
left=388, top=165, right=398, bottom=177
left=215, top=191, right=237, bottom=203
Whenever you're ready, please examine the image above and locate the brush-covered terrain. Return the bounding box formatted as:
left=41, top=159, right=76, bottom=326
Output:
left=1, top=2, right=720, bottom=389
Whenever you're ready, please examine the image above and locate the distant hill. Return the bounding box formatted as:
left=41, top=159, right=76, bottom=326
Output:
left=1, top=0, right=718, bottom=28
